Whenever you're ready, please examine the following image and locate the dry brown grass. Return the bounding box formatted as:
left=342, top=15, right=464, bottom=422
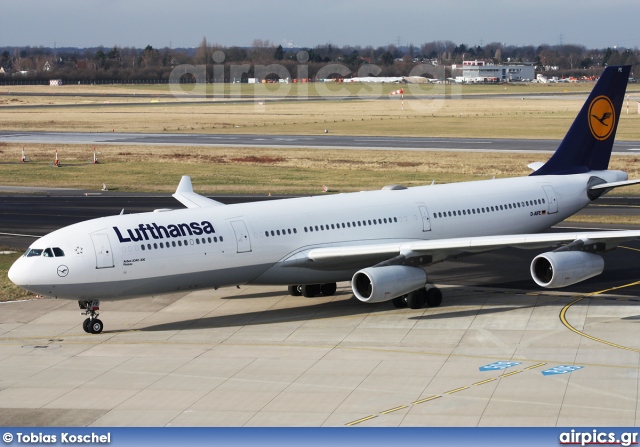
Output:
left=565, top=215, right=640, bottom=226
left=2, top=88, right=640, bottom=139
left=3, top=143, right=640, bottom=195
left=0, top=251, right=30, bottom=302
left=4, top=81, right=638, bottom=96
left=2, top=85, right=640, bottom=193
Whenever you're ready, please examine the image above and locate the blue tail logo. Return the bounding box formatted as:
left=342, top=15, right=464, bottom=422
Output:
left=531, top=65, right=630, bottom=176
left=588, top=95, right=615, bottom=140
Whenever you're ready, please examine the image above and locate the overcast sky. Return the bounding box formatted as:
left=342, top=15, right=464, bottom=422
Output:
left=2, top=0, right=639, bottom=50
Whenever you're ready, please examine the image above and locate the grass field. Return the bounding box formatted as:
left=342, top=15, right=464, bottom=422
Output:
left=5, top=81, right=640, bottom=97
left=0, top=144, right=530, bottom=193
left=2, top=97, right=640, bottom=140
left=2, top=80, right=640, bottom=139
left=3, top=143, right=640, bottom=195
left=1, top=83, right=639, bottom=191
left=564, top=215, right=640, bottom=225
left=0, top=251, right=29, bottom=301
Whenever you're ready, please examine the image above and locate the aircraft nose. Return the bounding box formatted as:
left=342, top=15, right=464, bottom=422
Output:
left=8, top=257, right=31, bottom=287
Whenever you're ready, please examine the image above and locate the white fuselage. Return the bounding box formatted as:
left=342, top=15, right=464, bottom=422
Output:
left=9, top=170, right=625, bottom=300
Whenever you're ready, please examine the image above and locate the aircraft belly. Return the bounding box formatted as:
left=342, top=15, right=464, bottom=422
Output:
left=249, top=265, right=356, bottom=285
left=30, top=263, right=274, bottom=300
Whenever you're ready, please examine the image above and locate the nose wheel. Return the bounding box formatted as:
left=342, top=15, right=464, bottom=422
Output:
left=79, top=300, right=104, bottom=334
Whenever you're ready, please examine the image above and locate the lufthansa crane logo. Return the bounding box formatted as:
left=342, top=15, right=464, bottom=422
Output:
left=588, top=95, right=615, bottom=140
left=57, top=265, right=69, bottom=277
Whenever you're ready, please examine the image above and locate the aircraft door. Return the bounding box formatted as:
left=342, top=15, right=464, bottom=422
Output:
left=418, top=205, right=432, bottom=231
left=542, top=185, right=558, bottom=214
left=91, top=234, right=114, bottom=269
left=230, top=220, right=252, bottom=253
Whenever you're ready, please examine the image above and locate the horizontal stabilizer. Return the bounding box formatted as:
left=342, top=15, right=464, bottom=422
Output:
left=528, top=162, right=544, bottom=171
left=588, top=179, right=640, bottom=191
left=172, top=176, right=224, bottom=208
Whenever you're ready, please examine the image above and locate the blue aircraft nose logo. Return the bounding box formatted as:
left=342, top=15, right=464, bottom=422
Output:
left=57, top=265, right=69, bottom=277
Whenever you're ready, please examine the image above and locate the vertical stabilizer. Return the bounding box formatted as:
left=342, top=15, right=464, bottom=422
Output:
left=531, top=65, right=630, bottom=176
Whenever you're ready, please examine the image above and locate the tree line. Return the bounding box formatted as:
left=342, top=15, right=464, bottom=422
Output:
left=1, top=38, right=638, bottom=84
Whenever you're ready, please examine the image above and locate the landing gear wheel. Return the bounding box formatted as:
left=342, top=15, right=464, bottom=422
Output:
left=407, top=289, right=427, bottom=309
left=320, top=283, right=337, bottom=296
left=392, top=295, right=408, bottom=308
left=302, top=284, right=321, bottom=298
left=426, top=288, right=443, bottom=307
left=79, top=299, right=102, bottom=334
left=90, top=319, right=104, bottom=334
left=288, top=285, right=302, bottom=296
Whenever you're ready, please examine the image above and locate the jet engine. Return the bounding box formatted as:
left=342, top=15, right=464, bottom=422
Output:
left=530, top=251, right=604, bottom=288
left=351, top=265, right=427, bottom=303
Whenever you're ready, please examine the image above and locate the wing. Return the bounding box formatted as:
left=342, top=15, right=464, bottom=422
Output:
left=172, top=176, right=224, bottom=209
left=301, top=230, right=640, bottom=270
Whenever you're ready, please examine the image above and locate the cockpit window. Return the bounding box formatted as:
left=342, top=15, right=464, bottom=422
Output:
left=24, top=247, right=65, bottom=257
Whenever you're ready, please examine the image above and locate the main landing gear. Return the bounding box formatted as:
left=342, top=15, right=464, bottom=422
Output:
left=79, top=300, right=104, bottom=334
left=392, top=286, right=442, bottom=309
left=288, top=283, right=337, bottom=298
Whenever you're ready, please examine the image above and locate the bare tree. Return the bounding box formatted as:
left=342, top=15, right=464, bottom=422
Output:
left=140, top=45, right=160, bottom=69
left=250, top=39, right=274, bottom=64
left=194, top=37, right=212, bottom=64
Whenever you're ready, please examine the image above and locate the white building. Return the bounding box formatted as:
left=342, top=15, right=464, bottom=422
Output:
left=452, top=60, right=535, bottom=82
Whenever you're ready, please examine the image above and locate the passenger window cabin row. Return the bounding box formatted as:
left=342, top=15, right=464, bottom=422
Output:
left=140, top=236, right=223, bottom=251
left=264, top=216, right=401, bottom=238
left=304, top=217, right=399, bottom=233
left=433, top=198, right=546, bottom=219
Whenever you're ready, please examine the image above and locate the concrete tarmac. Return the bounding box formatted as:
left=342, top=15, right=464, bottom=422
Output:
left=2, top=243, right=640, bottom=427
left=2, top=130, right=640, bottom=153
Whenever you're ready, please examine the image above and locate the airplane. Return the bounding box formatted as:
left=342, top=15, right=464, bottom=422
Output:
left=8, top=65, right=640, bottom=335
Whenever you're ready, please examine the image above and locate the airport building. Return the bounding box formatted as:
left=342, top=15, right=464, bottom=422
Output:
left=452, top=60, right=535, bottom=83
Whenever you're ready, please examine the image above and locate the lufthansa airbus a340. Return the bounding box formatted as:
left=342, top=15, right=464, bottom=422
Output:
left=9, top=65, right=640, bottom=334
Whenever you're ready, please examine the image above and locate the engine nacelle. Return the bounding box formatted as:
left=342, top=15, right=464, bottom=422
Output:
left=531, top=251, right=604, bottom=288
left=352, top=265, right=427, bottom=303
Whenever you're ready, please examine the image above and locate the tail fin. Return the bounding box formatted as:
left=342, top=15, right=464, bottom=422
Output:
left=531, top=65, right=630, bottom=176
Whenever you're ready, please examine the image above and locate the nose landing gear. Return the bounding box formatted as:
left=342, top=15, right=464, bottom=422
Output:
left=79, top=300, right=104, bottom=334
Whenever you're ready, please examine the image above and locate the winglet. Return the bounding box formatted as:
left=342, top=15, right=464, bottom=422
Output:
left=531, top=65, right=631, bottom=176
left=172, top=176, right=224, bottom=208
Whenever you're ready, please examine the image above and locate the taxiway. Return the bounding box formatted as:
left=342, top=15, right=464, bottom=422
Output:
left=2, top=250, right=640, bottom=426
left=2, top=131, right=640, bottom=153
